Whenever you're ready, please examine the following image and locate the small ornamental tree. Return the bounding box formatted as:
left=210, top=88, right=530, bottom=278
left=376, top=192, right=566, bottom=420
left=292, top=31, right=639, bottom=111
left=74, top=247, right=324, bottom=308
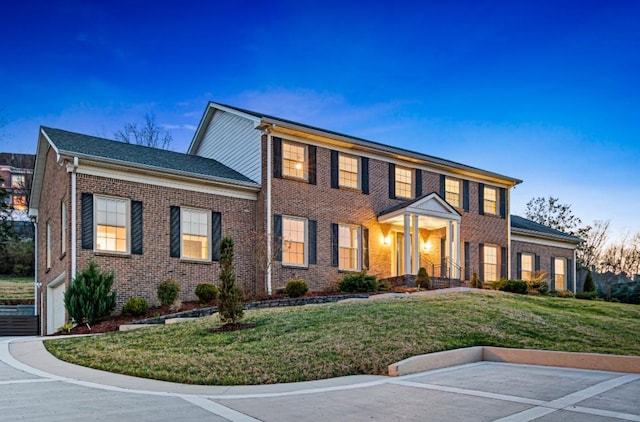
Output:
left=583, top=269, right=596, bottom=293
left=217, top=236, right=244, bottom=324
left=470, top=272, right=482, bottom=289
left=64, top=260, right=116, bottom=328
left=415, top=267, right=431, bottom=289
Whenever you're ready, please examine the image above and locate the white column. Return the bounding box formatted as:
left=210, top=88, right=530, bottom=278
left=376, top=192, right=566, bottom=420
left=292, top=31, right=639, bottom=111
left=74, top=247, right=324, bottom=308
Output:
left=404, top=214, right=411, bottom=275
left=412, top=214, right=420, bottom=274
left=447, top=220, right=453, bottom=277
left=456, top=221, right=462, bottom=279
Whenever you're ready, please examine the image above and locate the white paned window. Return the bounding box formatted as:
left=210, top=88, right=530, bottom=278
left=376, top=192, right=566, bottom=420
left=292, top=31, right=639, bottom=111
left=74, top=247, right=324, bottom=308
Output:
left=11, top=175, right=25, bottom=188
left=339, top=153, right=359, bottom=189
left=395, top=166, right=413, bottom=199
left=484, top=245, right=498, bottom=282
left=483, top=186, right=498, bottom=215
left=521, top=253, right=533, bottom=281
left=182, top=208, right=210, bottom=260
left=555, top=258, right=566, bottom=289
left=283, top=216, right=307, bottom=266
left=445, top=177, right=461, bottom=207
left=95, top=196, right=129, bottom=253
left=339, top=224, right=360, bottom=271
left=282, top=141, right=307, bottom=180
left=61, top=199, right=67, bottom=255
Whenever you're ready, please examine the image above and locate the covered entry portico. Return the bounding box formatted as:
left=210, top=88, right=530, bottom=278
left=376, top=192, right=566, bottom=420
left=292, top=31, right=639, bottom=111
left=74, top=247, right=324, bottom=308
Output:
left=378, top=193, right=462, bottom=279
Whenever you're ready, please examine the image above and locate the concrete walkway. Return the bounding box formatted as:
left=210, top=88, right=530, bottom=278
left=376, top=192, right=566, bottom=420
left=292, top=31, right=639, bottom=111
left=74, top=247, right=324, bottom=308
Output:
left=2, top=336, right=640, bottom=421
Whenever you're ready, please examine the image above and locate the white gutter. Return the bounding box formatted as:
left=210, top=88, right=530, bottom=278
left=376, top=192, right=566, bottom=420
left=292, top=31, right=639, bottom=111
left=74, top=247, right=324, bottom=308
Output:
left=266, top=131, right=273, bottom=295
left=573, top=248, right=577, bottom=294
left=32, top=217, right=38, bottom=316
left=68, top=157, right=79, bottom=281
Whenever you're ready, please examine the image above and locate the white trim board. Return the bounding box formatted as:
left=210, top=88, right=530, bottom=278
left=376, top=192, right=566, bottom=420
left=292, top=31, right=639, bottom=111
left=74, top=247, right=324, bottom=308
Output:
left=511, top=233, right=578, bottom=250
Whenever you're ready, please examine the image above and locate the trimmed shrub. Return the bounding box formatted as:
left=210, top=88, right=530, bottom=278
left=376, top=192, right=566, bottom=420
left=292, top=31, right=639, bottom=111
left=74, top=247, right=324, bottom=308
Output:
left=583, top=270, right=596, bottom=293
left=490, top=279, right=528, bottom=294
left=528, top=279, right=550, bottom=295
left=64, top=260, right=116, bottom=326
left=469, top=272, right=482, bottom=289
left=610, top=282, right=640, bottom=304
left=157, top=279, right=180, bottom=306
left=218, top=236, right=244, bottom=324
left=285, top=279, right=309, bottom=298
left=548, top=289, right=575, bottom=298
left=576, top=291, right=598, bottom=300
left=415, top=267, right=431, bottom=289
left=338, top=272, right=378, bottom=293
left=377, top=279, right=393, bottom=292
left=123, top=297, right=149, bottom=316
left=195, top=283, right=219, bottom=304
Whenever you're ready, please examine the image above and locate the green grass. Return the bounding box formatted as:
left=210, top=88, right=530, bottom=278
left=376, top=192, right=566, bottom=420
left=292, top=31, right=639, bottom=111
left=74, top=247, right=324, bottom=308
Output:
left=44, top=291, right=640, bottom=385
left=0, top=276, right=34, bottom=299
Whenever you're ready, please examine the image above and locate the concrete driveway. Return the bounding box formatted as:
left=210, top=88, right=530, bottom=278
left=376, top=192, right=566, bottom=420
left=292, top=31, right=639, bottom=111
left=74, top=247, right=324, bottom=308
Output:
left=1, top=336, right=639, bottom=421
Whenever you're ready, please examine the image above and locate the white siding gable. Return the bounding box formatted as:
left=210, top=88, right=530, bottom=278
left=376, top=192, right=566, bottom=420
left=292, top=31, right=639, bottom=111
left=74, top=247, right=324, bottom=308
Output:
left=194, top=110, right=262, bottom=184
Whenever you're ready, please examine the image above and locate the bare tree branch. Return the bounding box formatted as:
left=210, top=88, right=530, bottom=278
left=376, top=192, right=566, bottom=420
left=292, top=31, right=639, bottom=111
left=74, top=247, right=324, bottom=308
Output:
left=114, top=113, right=172, bottom=149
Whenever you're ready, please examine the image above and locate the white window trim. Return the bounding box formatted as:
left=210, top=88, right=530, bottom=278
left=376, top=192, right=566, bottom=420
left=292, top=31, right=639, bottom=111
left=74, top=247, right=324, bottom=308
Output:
left=521, top=252, right=534, bottom=281
left=555, top=257, right=566, bottom=288
left=395, top=166, right=414, bottom=199
left=484, top=244, right=499, bottom=282
left=445, top=177, right=462, bottom=208
left=93, top=194, right=131, bottom=255
left=180, top=206, right=212, bottom=262
left=282, top=215, right=308, bottom=268
left=338, top=152, right=361, bottom=190
left=282, top=140, right=308, bottom=181
left=61, top=198, right=67, bottom=255
left=338, top=223, right=361, bottom=272
left=483, top=186, right=499, bottom=215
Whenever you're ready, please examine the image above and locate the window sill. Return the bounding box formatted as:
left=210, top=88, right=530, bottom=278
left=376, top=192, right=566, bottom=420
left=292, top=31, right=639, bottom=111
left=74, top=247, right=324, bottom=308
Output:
left=179, top=259, right=213, bottom=265
left=93, top=252, right=132, bottom=259
left=337, top=186, right=362, bottom=193
left=281, top=175, right=309, bottom=184
left=282, top=264, right=309, bottom=269
left=338, top=268, right=361, bottom=273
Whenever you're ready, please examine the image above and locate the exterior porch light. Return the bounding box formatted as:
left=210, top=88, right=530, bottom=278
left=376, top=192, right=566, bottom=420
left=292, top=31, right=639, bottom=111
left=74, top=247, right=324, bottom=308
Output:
left=423, top=240, right=432, bottom=252
left=382, top=235, right=390, bottom=246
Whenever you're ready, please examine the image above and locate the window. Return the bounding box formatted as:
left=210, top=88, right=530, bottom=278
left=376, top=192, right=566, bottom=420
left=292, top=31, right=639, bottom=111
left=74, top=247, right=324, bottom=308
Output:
left=483, top=186, right=498, bottom=215
left=61, top=199, right=67, bottom=255
left=282, top=216, right=307, bottom=266
left=95, top=196, right=129, bottom=253
left=46, top=222, right=51, bottom=270
left=395, top=166, right=413, bottom=199
left=445, top=177, right=461, bottom=207
left=181, top=208, right=210, bottom=260
left=484, top=245, right=498, bottom=282
left=12, top=194, right=27, bottom=210
left=11, top=175, right=25, bottom=188
left=521, top=253, right=533, bottom=281
left=282, top=141, right=307, bottom=180
left=338, top=153, right=359, bottom=189
left=339, top=224, right=360, bottom=271
left=555, top=258, right=566, bottom=289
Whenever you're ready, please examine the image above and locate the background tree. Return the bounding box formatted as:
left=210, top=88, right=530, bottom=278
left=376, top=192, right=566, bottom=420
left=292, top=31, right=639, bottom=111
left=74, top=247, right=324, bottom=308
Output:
left=217, top=236, right=244, bottom=324
left=600, top=233, right=640, bottom=275
left=114, top=113, right=172, bottom=149
left=577, top=220, right=610, bottom=270
left=525, top=196, right=582, bottom=236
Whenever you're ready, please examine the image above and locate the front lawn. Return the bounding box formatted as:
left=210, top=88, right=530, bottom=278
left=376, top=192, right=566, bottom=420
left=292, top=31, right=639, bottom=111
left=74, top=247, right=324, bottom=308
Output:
left=0, top=276, right=34, bottom=300
left=44, top=291, right=640, bottom=385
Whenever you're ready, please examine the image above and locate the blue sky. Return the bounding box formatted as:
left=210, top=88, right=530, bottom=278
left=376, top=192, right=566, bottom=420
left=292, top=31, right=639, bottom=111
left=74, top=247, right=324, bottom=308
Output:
left=1, top=0, right=639, bottom=238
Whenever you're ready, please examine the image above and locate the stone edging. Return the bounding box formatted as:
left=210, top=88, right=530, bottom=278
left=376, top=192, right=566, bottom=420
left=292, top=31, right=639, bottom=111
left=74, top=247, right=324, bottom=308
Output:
left=388, top=346, right=640, bottom=376
left=130, top=294, right=370, bottom=325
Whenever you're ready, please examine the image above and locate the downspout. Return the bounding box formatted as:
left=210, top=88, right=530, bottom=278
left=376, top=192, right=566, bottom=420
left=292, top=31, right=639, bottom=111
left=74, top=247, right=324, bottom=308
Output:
left=265, top=131, right=273, bottom=296
left=573, top=248, right=577, bottom=294
left=70, top=157, right=78, bottom=281
left=32, top=217, right=38, bottom=317
left=507, top=187, right=512, bottom=279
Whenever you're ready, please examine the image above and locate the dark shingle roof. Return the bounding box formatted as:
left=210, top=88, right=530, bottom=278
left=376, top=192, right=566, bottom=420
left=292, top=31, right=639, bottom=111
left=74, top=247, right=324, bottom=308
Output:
left=0, top=153, right=35, bottom=169
left=42, top=127, right=257, bottom=185
left=213, top=102, right=522, bottom=185
left=511, top=215, right=582, bottom=243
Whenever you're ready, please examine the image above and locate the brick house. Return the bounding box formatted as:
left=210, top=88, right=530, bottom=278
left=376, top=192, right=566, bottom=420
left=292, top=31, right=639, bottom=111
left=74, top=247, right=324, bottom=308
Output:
left=0, top=152, right=35, bottom=222
left=29, top=102, right=581, bottom=334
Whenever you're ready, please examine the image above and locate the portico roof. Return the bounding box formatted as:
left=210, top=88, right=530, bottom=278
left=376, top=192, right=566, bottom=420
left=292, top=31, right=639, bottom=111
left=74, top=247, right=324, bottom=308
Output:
left=377, top=192, right=461, bottom=228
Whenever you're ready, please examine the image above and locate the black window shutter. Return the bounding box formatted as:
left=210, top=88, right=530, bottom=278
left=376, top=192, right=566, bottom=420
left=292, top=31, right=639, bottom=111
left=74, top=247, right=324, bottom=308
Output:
left=212, top=211, right=222, bottom=261
left=415, top=169, right=423, bottom=198
left=440, top=237, right=446, bottom=269
left=479, top=243, right=485, bottom=281
left=273, top=137, right=282, bottom=179
left=169, top=206, right=180, bottom=258
left=362, top=227, right=369, bottom=270
left=331, top=223, right=339, bottom=267
left=81, top=193, right=93, bottom=250
left=330, top=150, right=339, bottom=189
left=439, top=174, right=445, bottom=197
left=567, top=258, right=573, bottom=291
left=131, top=200, right=143, bottom=255
left=361, top=157, right=369, bottom=195
left=550, top=257, right=556, bottom=290
left=273, top=214, right=282, bottom=261
left=535, top=254, right=540, bottom=271
left=308, top=145, right=317, bottom=185
left=464, top=241, right=470, bottom=280
left=463, top=180, right=470, bottom=212
left=501, top=247, right=507, bottom=279
left=478, top=183, right=485, bottom=215
left=516, top=252, right=522, bottom=279
left=308, top=220, right=317, bottom=265
left=388, top=163, right=396, bottom=199
left=499, top=188, right=506, bottom=219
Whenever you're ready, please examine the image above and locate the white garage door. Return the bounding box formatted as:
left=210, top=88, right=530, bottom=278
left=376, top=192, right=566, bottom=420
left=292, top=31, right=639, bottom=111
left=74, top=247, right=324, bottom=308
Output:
left=47, top=274, right=66, bottom=335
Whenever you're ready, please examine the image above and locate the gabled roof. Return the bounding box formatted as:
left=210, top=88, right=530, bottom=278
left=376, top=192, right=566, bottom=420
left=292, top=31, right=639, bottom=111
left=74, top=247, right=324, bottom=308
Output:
left=511, top=215, right=582, bottom=244
left=191, top=102, right=523, bottom=187
left=0, top=153, right=35, bottom=170
left=41, top=127, right=258, bottom=185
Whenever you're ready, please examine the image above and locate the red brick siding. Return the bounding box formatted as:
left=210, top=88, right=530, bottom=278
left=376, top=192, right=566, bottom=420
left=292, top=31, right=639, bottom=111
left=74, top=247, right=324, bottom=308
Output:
left=511, top=239, right=575, bottom=281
